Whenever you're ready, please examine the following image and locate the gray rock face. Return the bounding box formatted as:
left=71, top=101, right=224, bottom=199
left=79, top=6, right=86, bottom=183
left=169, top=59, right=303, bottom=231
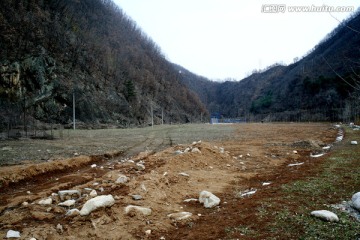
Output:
left=311, top=210, right=339, bottom=222
left=199, top=190, right=220, bottom=208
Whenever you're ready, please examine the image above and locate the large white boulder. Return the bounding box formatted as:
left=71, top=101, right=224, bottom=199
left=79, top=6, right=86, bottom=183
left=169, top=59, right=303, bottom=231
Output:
left=351, top=192, right=360, bottom=211
left=199, top=190, right=220, bottom=208
left=79, top=195, right=115, bottom=216
left=311, top=210, right=339, bottom=222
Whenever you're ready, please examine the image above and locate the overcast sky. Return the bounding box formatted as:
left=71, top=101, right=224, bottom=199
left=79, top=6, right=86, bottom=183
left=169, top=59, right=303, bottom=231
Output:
left=113, top=0, right=360, bottom=81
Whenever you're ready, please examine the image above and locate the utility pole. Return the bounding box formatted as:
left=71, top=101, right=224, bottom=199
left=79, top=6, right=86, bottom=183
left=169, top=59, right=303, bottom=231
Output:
left=73, top=90, right=76, bottom=130
left=161, top=108, right=164, bottom=125
left=151, top=102, right=153, bottom=128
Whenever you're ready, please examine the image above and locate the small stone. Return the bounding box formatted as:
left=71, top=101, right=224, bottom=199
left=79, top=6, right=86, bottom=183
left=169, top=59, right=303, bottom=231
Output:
left=183, top=198, right=198, bottom=203
left=131, top=195, right=143, bottom=200
left=311, top=210, right=339, bottom=222
left=179, top=172, right=190, bottom=177
left=89, top=190, right=97, bottom=197
left=58, top=199, right=76, bottom=207
left=115, top=174, right=129, bottom=184
left=174, top=150, right=183, bottom=155
left=199, top=191, right=220, bottom=208
left=167, top=212, right=192, bottom=221
left=262, top=182, right=271, bottom=186
left=293, top=150, right=298, bottom=154
left=66, top=209, right=80, bottom=216
left=91, top=164, right=97, bottom=168
left=191, top=147, right=201, bottom=154
left=351, top=141, right=358, bottom=145
left=136, top=163, right=145, bottom=171
left=6, top=230, right=20, bottom=238
left=56, top=224, right=64, bottom=234
left=145, top=230, right=152, bottom=235
left=58, top=190, right=81, bottom=201
left=38, top=198, right=52, bottom=205
left=124, top=205, right=152, bottom=216
left=22, top=202, right=29, bottom=206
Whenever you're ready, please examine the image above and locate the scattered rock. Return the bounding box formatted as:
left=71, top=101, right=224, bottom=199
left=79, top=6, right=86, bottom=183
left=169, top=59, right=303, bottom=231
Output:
left=66, top=209, right=80, bottom=216
left=89, top=190, right=98, bottom=197
left=238, top=189, right=257, bottom=198
left=351, top=192, right=360, bottom=211
left=174, top=150, right=183, bottom=155
left=311, top=210, right=339, bottom=222
left=183, top=198, right=198, bottom=203
left=38, top=197, right=53, bottom=205
left=56, top=224, right=64, bottom=234
left=293, top=150, right=298, bottom=154
left=322, top=145, right=331, bottom=150
left=199, top=191, right=220, bottom=208
left=115, top=174, right=129, bottom=184
left=58, top=190, right=81, bottom=201
left=288, top=162, right=304, bottom=167
left=179, top=172, right=190, bottom=177
left=145, top=230, right=152, bottom=236
left=91, top=164, right=97, bottom=168
left=168, top=212, right=192, bottom=221
left=351, top=141, right=358, bottom=145
left=124, top=205, right=152, bottom=216
left=136, top=163, right=146, bottom=171
left=191, top=147, right=201, bottom=154
left=131, top=195, right=143, bottom=200
left=219, top=147, right=225, bottom=154
left=79, top=195, right=115, bottom=216
left=310, top=153, right=325, bottom=158
left=58, top=199, right=76, bottom=207
left=22, top=202, right=29, bottom=206
left=6, top=230, right=20, bottom=238
left=262, top=182, right=271, bottom=186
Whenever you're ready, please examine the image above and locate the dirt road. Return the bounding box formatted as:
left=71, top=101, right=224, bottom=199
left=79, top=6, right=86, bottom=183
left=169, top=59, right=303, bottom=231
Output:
left=0, top=123, right=338, bottom=239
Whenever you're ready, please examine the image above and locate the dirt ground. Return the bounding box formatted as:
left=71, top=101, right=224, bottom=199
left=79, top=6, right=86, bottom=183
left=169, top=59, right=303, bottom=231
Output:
left=0, top=123, right=339, bottom=239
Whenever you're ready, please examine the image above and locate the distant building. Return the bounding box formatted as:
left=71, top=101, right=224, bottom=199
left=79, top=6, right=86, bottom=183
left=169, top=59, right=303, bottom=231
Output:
left=210, top=112, right=221, bottom=124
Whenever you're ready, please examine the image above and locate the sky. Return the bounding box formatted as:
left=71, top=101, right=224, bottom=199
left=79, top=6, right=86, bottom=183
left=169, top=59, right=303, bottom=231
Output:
left=113, top=0, right=360, bottom=81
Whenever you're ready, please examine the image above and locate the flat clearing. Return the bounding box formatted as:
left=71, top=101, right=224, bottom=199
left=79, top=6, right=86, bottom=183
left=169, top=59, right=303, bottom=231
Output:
left=0, top=123, right=347, bottom=239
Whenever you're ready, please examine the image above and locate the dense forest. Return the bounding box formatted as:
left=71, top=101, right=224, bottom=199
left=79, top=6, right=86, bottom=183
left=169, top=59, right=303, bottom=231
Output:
left=1, top=1, right=359, bottom=131
left=180, top=9, right=360, bottom=122
left=0, top=0, right=207, bottom=130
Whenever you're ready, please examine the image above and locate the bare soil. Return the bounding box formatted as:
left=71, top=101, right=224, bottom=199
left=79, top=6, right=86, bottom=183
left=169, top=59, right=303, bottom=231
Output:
left=0, top=123, right=338, bottom=239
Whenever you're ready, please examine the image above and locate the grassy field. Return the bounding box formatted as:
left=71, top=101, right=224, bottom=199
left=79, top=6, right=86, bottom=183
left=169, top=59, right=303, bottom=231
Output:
left=238, top=126, right=360, bottom=239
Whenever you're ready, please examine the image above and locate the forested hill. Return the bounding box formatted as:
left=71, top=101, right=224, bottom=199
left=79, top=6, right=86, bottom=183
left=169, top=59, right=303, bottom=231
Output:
left=0, top=0, right=208, bottom=129
left=180, top=10, right=360, bottom=122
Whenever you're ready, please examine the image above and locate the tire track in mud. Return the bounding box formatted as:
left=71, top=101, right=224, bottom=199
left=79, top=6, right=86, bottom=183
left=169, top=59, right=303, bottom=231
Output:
left=0, top=127, right=175, bottom=216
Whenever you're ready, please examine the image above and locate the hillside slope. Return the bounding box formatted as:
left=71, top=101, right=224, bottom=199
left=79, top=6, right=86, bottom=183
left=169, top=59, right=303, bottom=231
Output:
left=182, top=10, right=360, bottom=122
left=0, top=0, right=208, bottom=129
